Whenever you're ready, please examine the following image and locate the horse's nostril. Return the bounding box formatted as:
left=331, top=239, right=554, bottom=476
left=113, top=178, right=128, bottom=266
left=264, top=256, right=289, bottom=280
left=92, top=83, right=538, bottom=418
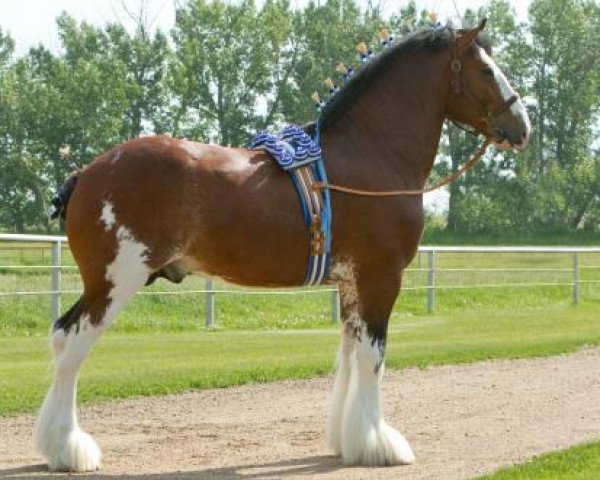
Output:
left=492, top=127, right=504, bottom=140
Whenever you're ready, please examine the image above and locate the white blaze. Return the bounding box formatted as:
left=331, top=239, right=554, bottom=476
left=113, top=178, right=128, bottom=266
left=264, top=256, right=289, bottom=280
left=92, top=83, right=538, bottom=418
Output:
left=479, top=47, right=531, bottom=142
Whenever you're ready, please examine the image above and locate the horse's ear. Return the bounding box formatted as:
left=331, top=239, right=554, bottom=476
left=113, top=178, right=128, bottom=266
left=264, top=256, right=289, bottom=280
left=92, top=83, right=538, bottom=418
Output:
left=456, top=18, right=487, bottom=53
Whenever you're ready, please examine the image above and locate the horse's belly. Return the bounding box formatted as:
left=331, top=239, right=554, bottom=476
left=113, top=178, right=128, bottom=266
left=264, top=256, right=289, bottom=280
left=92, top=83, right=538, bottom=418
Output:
left=184, top=185, right=311, bottom=287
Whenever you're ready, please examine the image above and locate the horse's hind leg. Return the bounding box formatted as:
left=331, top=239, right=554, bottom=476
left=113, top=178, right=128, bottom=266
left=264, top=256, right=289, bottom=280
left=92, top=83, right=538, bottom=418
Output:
left=34, top=296, right=105, bottom=471
left=34, top=230, right=151, bottom=472
left=328, top=263, right=415, bottom=466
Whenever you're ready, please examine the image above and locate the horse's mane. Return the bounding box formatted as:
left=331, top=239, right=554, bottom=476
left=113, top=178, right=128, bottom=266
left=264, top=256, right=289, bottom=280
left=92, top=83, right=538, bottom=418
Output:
left=309, top=25, right=490, bottom=132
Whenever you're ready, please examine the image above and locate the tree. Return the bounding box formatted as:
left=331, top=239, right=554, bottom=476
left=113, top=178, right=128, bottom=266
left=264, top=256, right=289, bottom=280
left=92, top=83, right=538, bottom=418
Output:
left=0, top=51, right=53, bottom=232
left=167, top=0, right=294, bottom=145
left=525, top=0, right=600, bottom=229
left=56, top=10, right=171, bottom=139
left=281, top=0, right=384, bottom=124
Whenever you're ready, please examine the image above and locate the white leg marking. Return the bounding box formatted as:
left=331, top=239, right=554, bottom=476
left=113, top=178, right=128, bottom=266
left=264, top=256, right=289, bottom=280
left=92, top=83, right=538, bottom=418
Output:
left=327, top=261, right=415, bottom=466
left=326, top=262, right=359, bottom=455
left=341, top=328, right=415, bottom=466
left=35, top=225, right=151, bottom=472
left=35, top=316, right=103, bottom=472
left=326, top=322, right=355, bottom=455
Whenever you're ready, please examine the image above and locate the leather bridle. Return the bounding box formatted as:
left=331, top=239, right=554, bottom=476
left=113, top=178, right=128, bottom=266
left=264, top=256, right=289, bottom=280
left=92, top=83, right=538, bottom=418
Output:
left=310, top=33, right=525, bottom=197
left=449, top=36, right=519, bottom=138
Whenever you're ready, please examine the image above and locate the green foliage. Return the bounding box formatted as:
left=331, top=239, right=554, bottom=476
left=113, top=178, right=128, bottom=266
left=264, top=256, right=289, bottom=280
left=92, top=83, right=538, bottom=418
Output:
left=0, top=27, right=14, bottom=68
left=280, top=0, right=383, bottom=124
left=0, top=0, right=599, bottom=233
left=167, top=0, right=294, bottom=143
left=524, top=0, right=600, bottom=230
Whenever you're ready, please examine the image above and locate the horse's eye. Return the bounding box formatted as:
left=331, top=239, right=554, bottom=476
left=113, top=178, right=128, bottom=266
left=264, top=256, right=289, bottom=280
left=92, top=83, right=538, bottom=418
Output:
left=482, top=67, right=494, bottom=76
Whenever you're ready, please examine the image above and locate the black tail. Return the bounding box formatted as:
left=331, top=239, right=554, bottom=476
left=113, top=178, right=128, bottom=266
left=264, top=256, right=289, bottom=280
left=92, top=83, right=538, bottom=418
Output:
left=49, top=172, right=79, bottom=221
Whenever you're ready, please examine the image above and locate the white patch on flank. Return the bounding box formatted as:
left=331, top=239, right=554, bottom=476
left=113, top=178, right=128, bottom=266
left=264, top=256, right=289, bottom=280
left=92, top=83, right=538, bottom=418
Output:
left=326, top=260, right=415, bottom=466
left=181, top=140, right=206, bottom=159
left=104, top=225, right=151, bottom=323
left=479, top=47, right=531, bottom=143
left=100, top=201, right=116, bottom=231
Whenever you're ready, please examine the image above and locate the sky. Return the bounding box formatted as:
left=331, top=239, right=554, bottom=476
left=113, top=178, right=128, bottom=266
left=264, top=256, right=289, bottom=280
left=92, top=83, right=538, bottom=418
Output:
left=0, top=0, right=531, bottom=213
left=2, top=0, right=531, bottom=57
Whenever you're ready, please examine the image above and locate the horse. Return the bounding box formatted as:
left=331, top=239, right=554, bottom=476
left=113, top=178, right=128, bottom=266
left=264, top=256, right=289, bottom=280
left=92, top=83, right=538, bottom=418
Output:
left=35, top=20, right=530, bottom=472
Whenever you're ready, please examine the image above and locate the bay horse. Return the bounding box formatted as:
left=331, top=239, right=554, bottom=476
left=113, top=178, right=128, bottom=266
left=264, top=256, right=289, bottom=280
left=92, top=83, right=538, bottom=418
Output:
left=35, top=20, right=530, bottom=471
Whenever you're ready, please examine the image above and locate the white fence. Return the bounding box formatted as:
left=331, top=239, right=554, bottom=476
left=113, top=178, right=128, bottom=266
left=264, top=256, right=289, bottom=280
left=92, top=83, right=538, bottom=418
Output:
left=1, top=233, right=599, bottom=327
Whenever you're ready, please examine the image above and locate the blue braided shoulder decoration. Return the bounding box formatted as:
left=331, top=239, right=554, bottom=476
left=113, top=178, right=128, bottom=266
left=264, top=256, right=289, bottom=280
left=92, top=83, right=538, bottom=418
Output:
left=249, top=124, right=331, bottom=286
left=249, top=125, right=322, bottom=170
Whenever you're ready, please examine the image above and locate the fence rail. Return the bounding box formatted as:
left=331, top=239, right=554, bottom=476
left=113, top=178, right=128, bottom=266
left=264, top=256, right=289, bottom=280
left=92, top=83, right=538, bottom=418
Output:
left=1, top=233, right=599, bottom=326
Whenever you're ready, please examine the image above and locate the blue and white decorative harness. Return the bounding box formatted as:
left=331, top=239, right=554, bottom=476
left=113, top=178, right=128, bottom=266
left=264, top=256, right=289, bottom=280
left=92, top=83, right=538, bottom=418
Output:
left=249, top=124, right=332, bottom=286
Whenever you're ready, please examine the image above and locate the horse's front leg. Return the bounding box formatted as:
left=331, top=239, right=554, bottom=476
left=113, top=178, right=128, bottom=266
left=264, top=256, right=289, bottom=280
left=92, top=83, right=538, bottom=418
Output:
left=327, top=263, right=415, bottom=466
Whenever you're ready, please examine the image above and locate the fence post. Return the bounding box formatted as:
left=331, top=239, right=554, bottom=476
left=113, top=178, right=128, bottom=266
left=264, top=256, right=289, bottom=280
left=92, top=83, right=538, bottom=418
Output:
left=573, top=252, right=579, bottom=305
left=427, top=250, right=436, bottom=314
left=205, top=279, right=215, bottom=327
left=331, top=288, right=340, bottom=324
left=51, top=240, right=61, bottom=322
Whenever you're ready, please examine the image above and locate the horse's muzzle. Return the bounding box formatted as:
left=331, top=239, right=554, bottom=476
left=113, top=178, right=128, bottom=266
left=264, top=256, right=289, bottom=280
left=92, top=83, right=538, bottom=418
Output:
left=492, top=104, right=531, bottom=151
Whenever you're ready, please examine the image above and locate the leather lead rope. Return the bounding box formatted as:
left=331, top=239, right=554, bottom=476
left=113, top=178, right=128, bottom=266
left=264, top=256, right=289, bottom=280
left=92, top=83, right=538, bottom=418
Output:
left=312, top=138, right=491, bottom=197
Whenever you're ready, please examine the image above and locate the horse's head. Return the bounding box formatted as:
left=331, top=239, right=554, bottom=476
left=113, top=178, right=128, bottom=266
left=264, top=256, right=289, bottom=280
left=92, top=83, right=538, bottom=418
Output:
left=445, top=20, right=530, bottom=150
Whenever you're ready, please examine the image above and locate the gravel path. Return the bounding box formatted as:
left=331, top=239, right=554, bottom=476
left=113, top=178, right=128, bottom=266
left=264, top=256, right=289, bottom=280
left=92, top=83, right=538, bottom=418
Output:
left=1, top=348, right=600, bottom=479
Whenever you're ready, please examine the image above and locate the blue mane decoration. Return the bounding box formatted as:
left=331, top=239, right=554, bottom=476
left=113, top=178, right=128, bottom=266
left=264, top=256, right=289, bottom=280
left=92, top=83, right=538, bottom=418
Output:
left=249, top=124, right=331, bottom=286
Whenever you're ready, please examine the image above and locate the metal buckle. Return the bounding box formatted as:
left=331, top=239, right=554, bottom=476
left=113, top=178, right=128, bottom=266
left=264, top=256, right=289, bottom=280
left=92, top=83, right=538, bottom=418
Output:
left=309, top=215, right=324, bottom=255
left=451, top=59, right=462, bottom=72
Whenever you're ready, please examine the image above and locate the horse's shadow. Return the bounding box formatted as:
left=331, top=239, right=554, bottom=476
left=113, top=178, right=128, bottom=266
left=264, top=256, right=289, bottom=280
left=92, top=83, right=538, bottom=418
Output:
left=0, top=455, right=342, bottom=479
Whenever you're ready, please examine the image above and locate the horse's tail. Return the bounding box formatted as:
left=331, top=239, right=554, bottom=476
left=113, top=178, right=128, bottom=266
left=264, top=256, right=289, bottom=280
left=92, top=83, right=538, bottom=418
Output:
left=49, top=172, right=79, bottom=221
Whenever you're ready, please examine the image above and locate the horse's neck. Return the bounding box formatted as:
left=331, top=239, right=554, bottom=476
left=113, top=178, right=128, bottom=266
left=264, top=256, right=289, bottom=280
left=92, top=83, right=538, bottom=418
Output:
left=322, top=52, right=449, bottom=188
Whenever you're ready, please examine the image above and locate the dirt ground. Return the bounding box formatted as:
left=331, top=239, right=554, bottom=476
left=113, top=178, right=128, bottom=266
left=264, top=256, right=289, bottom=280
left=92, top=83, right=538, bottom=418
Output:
left=1, top=348, right=600, bottom=480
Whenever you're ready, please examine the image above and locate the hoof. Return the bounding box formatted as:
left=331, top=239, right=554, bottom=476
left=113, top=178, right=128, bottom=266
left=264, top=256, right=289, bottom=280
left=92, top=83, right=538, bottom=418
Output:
left=45, top=429, right=102, bottom=472
left=341, top=421, right=415, bottom=466
left=326, top=427, right=342, bottom=457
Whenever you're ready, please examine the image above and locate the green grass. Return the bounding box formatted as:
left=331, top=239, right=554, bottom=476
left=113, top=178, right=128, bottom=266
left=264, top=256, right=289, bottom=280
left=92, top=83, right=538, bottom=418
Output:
left=422, top=229, right=600, bottom=246
left=476, top=441, right=600, bottom=479
left=1, top=247, right=599, bottom=335
left=1, top=303, right=599, bottom=416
